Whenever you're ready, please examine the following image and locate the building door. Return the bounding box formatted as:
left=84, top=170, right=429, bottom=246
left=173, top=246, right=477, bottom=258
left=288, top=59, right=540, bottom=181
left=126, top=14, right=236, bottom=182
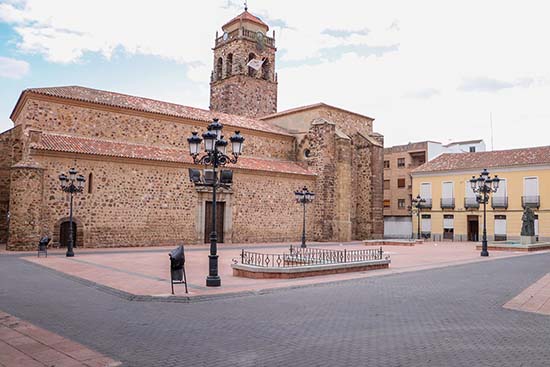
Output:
left=467, top=216, right=479, bottom=242
left=60, top=221, right=77, bottom=248
left=204, top=202, right=224, bottom=244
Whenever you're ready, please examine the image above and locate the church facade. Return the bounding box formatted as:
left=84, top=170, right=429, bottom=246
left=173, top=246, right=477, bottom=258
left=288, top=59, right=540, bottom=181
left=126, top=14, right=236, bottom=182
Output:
left=0, top=10, right=384, bottom=251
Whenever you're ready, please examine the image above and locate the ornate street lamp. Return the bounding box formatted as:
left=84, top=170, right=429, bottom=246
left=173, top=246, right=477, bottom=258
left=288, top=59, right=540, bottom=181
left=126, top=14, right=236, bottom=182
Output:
left=411, top=194, right=426, bottom=240
left=187, top=119, right=244, bottom=287
left=294, top=186, right=315, bottom=248
left=470, top=168, right=500, bottom=257
left=59, top=168, right=86, bottom=257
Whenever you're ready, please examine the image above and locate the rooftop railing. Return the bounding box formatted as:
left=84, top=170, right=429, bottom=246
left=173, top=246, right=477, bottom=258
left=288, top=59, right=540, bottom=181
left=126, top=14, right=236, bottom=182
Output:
left=215, top=28, right=275, bottom=48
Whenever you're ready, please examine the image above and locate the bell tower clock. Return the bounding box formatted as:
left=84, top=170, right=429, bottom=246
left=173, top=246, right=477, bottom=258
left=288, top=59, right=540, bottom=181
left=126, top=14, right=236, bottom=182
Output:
left=209, top=8, right=278, bottom=119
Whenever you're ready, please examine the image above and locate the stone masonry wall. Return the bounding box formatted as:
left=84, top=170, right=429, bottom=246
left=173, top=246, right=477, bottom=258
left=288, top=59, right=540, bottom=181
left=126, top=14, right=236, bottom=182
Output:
left=231, top=172, right=315, bottom=243
left=11, top=153, right=316, bottom=249
left=210, top=37, right=277, bottom=118
left=16, top=99, right=293, bottom=160
left=0, top=128, right=14, bottom=244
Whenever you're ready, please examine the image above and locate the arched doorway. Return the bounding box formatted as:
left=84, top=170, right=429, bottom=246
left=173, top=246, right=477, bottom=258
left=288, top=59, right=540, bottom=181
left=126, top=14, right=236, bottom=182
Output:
left=59, top=221, right=77, bottom=248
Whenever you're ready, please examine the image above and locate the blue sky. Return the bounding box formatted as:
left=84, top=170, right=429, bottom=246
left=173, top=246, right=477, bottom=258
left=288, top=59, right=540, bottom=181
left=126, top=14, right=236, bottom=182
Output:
left=1, top=0, right=549, bottom=149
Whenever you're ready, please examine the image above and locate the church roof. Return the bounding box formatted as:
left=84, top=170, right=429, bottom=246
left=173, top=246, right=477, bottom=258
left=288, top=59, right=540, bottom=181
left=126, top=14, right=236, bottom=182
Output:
left=12, top=86, right=291, bottom=137
left=32, top=132, right=314, bottom=176
left=413, top=146, right=550, bottom=174
left=222, top=10, right=269, bottom=31
left=261, top=102, right=375, bottom=121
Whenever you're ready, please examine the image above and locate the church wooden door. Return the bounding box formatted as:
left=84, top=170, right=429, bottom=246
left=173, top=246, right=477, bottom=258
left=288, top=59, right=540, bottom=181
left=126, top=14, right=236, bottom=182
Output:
left=204, top=202, right=224, bottom=244
left=60, top=221, right=77, bottom=248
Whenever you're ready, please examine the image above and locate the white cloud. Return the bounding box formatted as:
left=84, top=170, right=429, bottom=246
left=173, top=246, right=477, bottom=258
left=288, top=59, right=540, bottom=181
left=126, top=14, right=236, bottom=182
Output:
left=0, top=56, right=29, bottom=78
left=1, top=0, right=549, bottom=149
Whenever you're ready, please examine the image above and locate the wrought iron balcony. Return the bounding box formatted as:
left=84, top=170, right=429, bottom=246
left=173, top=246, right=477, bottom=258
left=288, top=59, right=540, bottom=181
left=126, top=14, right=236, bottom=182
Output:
left=491, top=196, right=508, bottom=209
left=464, top=197, right=480, bottom=209
left=440, top=198, right=455, bottom=209
left=522, top=196, right=540, bottom=208
left=419, top=198, right=432, bottom=209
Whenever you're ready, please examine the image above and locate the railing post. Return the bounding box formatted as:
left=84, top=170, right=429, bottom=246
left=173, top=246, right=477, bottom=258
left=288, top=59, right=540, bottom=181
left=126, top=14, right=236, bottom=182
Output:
left=344, top=249, right=347, bottom=262
left=379, top=247, right=383, bottom=260
left=241, top=249, right=244, bottom=263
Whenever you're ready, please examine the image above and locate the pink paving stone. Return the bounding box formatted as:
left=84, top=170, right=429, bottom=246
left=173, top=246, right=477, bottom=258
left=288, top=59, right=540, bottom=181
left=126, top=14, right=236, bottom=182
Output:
left=23, top=241, right=548, bottom=299
left=504, top=273, right=550, bottom=316
left=0, top=312, right=120, bottom=367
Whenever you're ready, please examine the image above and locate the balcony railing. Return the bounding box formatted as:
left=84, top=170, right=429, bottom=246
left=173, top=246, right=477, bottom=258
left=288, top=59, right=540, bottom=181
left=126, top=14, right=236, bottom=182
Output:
left=464, top=197, right=480, bottom=209
left=440, top=198, right=455, bottom=209
left=215, top=28, right=276, bottom=48
left=419, top=199, right=432, bottom=209
left=522, top=196, right=540, bottom=209
left=491, top=196, right=509, bottom=209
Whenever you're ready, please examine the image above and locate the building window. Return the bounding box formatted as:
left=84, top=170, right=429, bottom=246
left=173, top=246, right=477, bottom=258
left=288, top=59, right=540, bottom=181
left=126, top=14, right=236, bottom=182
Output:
left=398, top=199, right=406, bottom=209
left=443, top=214, right=454, bottom=240
left=226, top=53, right=233, bottom=77
left=262, top=58, right=270, bottom=80
left=397, top=178, right=406, bottom=188
left=397, top=158, right=405, bottom=168
left=523, top=177, right=540, bottom=208
left=469, top=146, right=476, bottom=152
left=494, top=215, right=507, bottom=241
left=441, top=181, right=455, bottom=209
left=384, top=200, right=391, bottom=208
left=384, top=160, right=390, bottom=169
left=421, top=214, right=431, bottom=238
left=420, top=182, right=432, bottom=208
left=248, top=53, right=257, bottom=77
left=216, top=57, right=223, bottom=80
left=88, top=173, right=93, bottom=194
left=384, top=180, right=390, bottom=190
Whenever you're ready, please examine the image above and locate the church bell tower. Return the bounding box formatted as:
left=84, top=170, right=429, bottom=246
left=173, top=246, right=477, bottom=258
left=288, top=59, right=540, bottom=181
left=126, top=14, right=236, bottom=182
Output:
left=209, top=8, right=278, bottom=119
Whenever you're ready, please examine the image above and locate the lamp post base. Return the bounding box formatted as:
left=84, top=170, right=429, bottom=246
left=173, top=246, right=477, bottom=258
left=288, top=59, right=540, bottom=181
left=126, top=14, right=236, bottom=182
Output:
left=66, top=250, right=74, bottom=257
left=480, top=241, right=489, bottom=257
left=206, top=276, right=221, bottom=287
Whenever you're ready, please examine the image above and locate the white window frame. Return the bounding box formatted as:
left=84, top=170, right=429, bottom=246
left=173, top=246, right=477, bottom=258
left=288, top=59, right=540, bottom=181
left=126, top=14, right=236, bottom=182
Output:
left=523, top=176, right=539, bottom=196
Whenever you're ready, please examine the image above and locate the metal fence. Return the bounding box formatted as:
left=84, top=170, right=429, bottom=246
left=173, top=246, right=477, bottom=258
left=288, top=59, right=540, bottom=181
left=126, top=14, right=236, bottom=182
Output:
left=238, top=246, right=385, bottom=268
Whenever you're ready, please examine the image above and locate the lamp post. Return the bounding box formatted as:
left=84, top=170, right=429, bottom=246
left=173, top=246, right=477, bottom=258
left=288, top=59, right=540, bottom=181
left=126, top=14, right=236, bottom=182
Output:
left=470, top=168, right=500, bottom=257
left=411, top=194, right=426, bottom=240
left=294, top=186, right=315, bottom=248
left=59, top=168, right=86, bottom=257
left=187, top=118, right=244, bottom=287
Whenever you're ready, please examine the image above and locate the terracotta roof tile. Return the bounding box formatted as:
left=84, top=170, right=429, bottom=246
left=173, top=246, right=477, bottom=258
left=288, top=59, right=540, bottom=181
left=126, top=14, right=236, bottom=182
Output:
left=413, top=146, right=550, bottom=174
left=33, top=133, right=313, bottom=176
left=223, top=10, right=269, bottom=31
left=20, top=86, right=290, bottom=136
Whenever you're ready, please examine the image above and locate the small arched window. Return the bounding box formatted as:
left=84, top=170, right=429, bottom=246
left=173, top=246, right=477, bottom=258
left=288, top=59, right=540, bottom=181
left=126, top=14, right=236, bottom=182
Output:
left=216, top=57, right=223, bottom=80
left=226, top=53, right=233, bottom=77
left=248, top=53, right=256, bottom=77
left=262, top=59, right=270, bottom=80
left=88, top=173, right=93, bottom=194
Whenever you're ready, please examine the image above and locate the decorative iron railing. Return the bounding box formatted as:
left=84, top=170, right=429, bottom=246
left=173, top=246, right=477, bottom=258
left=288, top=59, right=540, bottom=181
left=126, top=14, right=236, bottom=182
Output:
left=237, top=247, right=385, bottom=268
left=522, top=196, right=540, bottom=209
left=440, top=198, right=455, bottom=209
left=419, top=199, right=432, bottom=209
left=491, top=196, right=508, bottom=209
left=464, top=197, right=480, bottom=209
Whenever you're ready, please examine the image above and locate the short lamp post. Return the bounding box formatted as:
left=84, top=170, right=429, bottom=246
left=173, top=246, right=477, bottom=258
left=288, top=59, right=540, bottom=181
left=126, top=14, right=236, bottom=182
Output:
left=294, top=186, right=314, bottom=248
left=411, top=194, right=426, bottom=240
left=187, top=118, right=244, bottom=287
left=59, top=168, right=86, bottom=257
left=470, top=168, right=500, bottom=257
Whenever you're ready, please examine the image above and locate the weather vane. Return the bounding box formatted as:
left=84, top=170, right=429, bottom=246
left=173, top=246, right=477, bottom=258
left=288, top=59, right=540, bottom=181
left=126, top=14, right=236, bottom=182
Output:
left=244, top=0, right=248, bottom=11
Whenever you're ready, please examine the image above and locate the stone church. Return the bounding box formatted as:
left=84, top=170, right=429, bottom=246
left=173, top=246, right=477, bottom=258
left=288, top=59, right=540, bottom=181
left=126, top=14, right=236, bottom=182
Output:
left=0, top=9, right=384, bottom=250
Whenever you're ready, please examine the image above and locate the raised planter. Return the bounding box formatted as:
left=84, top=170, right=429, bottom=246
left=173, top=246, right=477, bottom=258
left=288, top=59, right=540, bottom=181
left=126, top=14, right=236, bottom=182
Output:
left=476, top=242, right=550, bottom=252
left=232, top=259, right=391, bottom=279
left=364, top=239, right=422, bottom=247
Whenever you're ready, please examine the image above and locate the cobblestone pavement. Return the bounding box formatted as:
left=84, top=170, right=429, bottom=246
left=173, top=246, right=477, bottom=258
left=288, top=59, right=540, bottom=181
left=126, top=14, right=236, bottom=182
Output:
left=1, top=253, right=549, bottom=367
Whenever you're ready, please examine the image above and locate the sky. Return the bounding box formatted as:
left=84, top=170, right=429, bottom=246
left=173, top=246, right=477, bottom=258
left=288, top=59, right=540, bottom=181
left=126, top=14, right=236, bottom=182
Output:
left=0, top=0, right=549, bottom=149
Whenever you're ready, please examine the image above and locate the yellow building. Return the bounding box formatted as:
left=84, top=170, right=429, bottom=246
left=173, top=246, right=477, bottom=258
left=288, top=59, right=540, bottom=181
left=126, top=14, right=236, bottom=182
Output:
left=411, top=146, right=550, bottom=242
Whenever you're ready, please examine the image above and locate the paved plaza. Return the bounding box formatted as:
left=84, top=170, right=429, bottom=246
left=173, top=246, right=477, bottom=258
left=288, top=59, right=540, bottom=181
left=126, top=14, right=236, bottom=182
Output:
left=0, top=243, right=549, bottom=366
